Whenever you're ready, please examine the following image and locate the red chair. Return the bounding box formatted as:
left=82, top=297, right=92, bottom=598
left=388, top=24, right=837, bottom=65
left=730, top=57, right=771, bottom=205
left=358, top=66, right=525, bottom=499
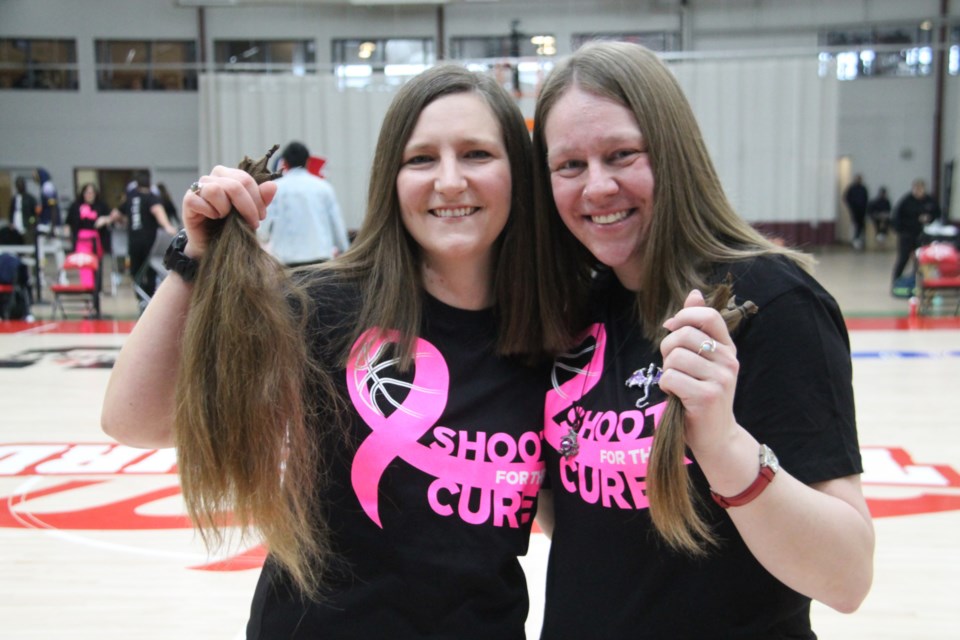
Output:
left=50, top=252, right=101, bottom=319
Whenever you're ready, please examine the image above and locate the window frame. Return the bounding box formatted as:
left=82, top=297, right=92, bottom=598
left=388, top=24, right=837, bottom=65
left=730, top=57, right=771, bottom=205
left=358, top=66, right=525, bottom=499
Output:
left=0, top=38, right=78, bottom=90
left=94, top=39, right=198, bottom=91
left=818, top=24, right=934, bottom=80
left=213, top=39, right=317, bottom=75
left=331, top=37, right=435, bottom=88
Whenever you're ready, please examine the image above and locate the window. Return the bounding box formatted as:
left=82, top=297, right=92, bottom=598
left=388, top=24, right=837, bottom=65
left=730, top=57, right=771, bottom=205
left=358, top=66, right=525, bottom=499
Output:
left=570, top=31, right=680, bottom=53
left=0, top=38, right=77, bottom=90
left=332, top=38, right=435, bottom=88
left=819, top=25, right=933, bottom=80
left=450, top=34, right=556, bottom=97
left=449, top=34, right=556, bottom=59
left=95, top=40, right=197, bottom=91
left=214, top=39, right=316, bottom=75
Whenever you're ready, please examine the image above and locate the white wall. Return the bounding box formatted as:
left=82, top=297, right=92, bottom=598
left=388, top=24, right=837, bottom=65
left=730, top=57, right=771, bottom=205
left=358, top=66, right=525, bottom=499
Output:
left=1, top=0, right=958, bottom=229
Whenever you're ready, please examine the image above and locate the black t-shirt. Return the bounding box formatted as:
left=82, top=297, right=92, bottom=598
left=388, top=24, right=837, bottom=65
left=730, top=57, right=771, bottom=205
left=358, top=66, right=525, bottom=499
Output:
left=540, top=256, right=861, bottom=640
left=247, top=279, right=549, bottom=639
left=120, top=190, right=162, bottom=245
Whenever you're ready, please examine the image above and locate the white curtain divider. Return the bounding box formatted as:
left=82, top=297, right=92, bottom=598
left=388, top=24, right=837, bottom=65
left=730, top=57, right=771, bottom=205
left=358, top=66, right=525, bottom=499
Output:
left=199, top=73, right=394, bottom=231
left=199, top=57, right=838, bottom=233
left=670, top=56, right=838, bottom=226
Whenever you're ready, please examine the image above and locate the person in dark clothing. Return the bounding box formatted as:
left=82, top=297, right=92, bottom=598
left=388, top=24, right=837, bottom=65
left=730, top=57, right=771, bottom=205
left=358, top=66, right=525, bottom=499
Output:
left=866, top=186, right=892, bottom=244
left=891, top=178, right=941, bottom=285
left=66, top=183, right=119, bottom=290
left=530, top=41, right=873, bottom=639
left=844, top=174, right=869, bottom=251
left=117, top=173, right=177, bottom=300
left=6, top=176, right=37, bottom=245
left=33, top=167, right=61, bottom=234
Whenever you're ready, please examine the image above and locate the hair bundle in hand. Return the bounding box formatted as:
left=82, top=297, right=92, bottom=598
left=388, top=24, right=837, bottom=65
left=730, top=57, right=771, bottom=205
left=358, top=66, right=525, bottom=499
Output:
left=647, top=279, right=758, bottom=555
left=174, top=147, right=335, bottom=597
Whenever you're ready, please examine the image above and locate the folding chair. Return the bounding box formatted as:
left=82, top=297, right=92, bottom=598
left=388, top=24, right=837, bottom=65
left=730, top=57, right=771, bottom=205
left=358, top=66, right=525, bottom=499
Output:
left=0, top=253, right=33, bottom=320
left=916, top=242, right=960, bottom=316
left=50, top=252, right=101, bottom=319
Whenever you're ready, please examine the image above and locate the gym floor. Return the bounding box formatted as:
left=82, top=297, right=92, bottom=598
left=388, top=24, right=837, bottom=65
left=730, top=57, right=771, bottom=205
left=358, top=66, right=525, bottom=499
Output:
left=1, top=244, right=958, bottom=639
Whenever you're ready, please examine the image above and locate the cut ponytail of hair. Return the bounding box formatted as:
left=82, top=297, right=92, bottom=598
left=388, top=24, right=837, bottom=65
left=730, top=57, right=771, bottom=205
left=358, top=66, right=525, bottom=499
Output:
left=646, top=280, right=758, bottom=555
left=174, top=147, right=337, bottom=598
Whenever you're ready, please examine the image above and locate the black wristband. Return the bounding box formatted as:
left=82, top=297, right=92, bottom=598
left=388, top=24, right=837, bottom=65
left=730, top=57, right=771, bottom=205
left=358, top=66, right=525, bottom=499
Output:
left=162, top=229, right=200, bottom=283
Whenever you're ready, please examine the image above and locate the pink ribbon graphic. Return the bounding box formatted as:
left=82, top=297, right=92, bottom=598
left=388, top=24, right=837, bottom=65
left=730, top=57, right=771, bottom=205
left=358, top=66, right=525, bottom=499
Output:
left=347, top=329, right=543, bottom=528
left=544, top=323, right=671, bottom=477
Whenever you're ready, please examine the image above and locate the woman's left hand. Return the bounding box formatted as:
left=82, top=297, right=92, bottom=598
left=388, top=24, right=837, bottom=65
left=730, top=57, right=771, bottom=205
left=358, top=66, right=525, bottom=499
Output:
left=659, top=289, right=740, bottom=456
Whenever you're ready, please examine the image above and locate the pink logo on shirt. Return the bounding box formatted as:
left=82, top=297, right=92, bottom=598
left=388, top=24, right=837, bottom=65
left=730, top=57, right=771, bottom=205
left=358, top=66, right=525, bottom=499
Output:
left=347, top=329, right=543, bottom=529
left=545, top=323, right=674, bottom=510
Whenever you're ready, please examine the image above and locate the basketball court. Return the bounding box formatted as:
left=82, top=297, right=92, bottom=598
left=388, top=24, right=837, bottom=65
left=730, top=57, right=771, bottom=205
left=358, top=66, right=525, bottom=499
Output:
left=1, top=248, right=958, bottom=639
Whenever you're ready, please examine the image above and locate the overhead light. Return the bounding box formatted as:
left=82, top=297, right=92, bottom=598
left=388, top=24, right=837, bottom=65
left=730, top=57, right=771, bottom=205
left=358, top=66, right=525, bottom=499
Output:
left=358, top=42, right=376, bottom=59
left=531, top=35, right=556, bottom=56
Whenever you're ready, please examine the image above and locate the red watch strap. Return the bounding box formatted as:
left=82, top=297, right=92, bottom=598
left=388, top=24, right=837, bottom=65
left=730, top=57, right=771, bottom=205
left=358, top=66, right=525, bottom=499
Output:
left=710, top=464, right=776, bottom=509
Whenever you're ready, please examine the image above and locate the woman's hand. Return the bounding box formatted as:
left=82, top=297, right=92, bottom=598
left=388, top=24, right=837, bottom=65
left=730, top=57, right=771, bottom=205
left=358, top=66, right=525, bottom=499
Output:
left=181, top=166, right=278, bottom=258
left=659, top=289, right=740, bottom=456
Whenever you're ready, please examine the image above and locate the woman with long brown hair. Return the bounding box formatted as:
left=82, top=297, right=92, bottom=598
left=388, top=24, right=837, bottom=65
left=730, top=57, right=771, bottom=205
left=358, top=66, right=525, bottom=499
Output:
left=531, top=42, right=874, bottom=638
left=101, top=64, right=547, bottom=638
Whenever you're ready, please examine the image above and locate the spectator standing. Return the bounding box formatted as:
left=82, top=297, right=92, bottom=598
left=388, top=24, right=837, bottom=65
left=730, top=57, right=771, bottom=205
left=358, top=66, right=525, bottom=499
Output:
left=33, top=167, right=61, bottom=234
left=66, top=183, right=117, bottom=288
left=844, top=174, right=869, bottom=251
left=6, top=176, right=36, bottom=244
left=117, top=173, right=177, bottom=299
left=866, top=186, right=892, bottom=244
left=258, top=141, right=349, bottom=267
left=891, top=178, right=941, bottom=288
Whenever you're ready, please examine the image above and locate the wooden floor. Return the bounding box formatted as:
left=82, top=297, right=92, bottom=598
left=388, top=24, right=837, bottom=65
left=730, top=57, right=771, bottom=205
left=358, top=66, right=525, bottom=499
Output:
left=2, top=244, right=959, bottom=639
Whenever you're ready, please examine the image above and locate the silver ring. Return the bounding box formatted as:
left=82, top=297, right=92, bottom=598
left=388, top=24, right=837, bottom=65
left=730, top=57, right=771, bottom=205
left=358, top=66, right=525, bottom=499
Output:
left=189, top=180, right=202, bottom=196
left=697, top=339, right=717, bottom=356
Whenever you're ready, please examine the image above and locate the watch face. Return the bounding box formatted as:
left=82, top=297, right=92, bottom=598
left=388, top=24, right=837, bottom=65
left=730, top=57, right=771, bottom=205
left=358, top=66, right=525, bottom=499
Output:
left=761, top=445, right=780, bottom=473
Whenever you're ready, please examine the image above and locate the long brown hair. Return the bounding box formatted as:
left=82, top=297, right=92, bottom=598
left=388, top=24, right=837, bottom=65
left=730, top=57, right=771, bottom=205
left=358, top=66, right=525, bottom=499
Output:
left=175, top=64, right=542, bottom=599
left=532, top=41, right=812, bottom=554
left=324, top=63, right=541, bottom=369
left=175, top=207, right=337, bottom=597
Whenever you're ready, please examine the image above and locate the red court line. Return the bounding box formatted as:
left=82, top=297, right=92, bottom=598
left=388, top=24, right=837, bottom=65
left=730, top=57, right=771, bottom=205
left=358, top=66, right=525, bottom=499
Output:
left=1, top=316, right=958, bottom=335
left=0, top=320, right=137, bottom=334
left=845, top=316, right=960, bottom=331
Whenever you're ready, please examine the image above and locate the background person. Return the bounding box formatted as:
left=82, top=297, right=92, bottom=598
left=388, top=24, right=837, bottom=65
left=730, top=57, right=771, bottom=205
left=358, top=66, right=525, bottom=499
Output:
left=33, top=167, right=61, bottom=234
left=844, top=173, right=869, bottom=251
left=116, top=173, right=177, bottom=300
left=891, top=178, right=942, bottom=289
left=7, top=176, right=36, bottom=244
left=257, top=141, right=350, bottom=267
left=65, top=183, right=118, bottom=289
left=531, top=41, right=874, bottom=639
left=866, top=185, right=892, bottom=244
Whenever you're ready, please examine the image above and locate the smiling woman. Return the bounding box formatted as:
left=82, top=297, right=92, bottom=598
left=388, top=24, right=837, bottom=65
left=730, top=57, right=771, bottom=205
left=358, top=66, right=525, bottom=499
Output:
left=531, top=41, right=875, bottom=639
left=100, top=63, right=549, bottom=640
left=543, top=86, right=654, bottom=292
left=397, top=92, right=513, bottom=309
